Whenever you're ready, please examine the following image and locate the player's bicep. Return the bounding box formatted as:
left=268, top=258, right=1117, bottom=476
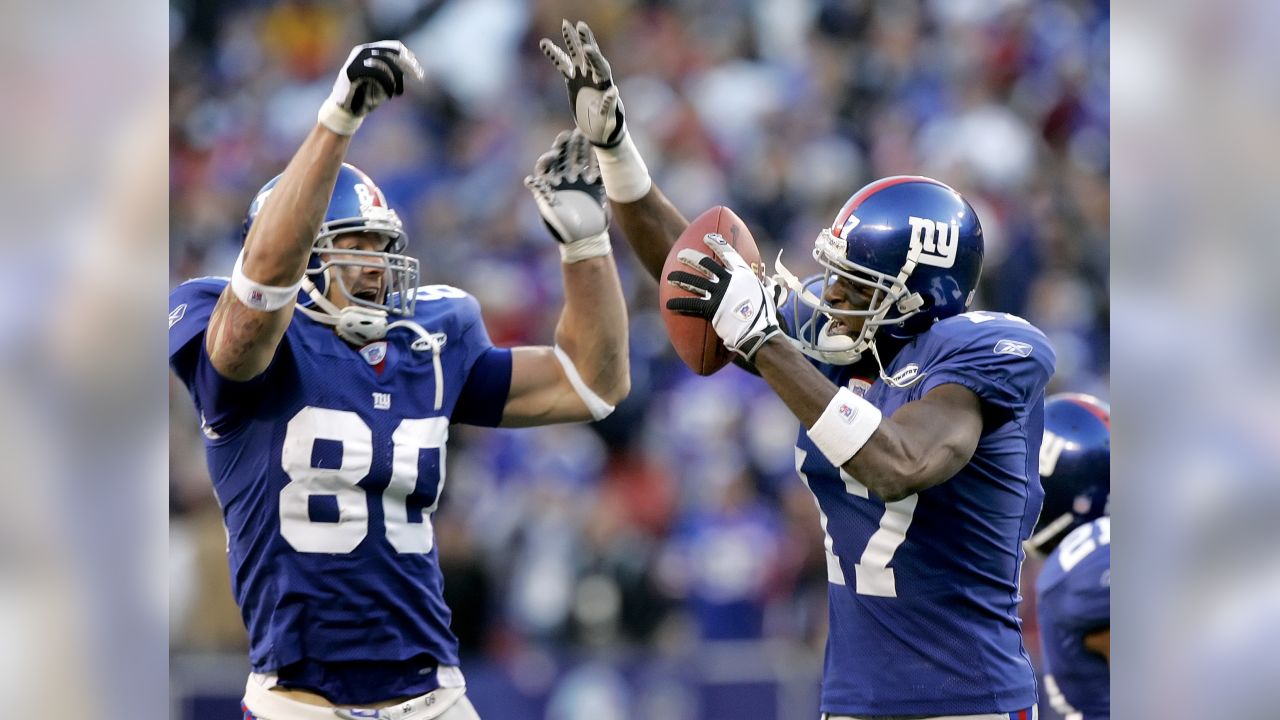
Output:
left=848, top=383, right=983, bottom=498
left=499, top=346, right=594, bottom=427
left=205, top=286, right=293, bottom=381
left=899, top=382, right=984, bottom=477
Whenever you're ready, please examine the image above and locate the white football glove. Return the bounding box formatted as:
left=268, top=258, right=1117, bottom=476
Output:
left=666, top=234, right=782, bottom=363
left=318, top=41, right=425, bottom=136
left=524, top=129, right=612, bottom=263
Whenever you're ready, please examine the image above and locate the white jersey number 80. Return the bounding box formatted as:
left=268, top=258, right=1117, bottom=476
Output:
left=279, top=406, right=447, bottom=554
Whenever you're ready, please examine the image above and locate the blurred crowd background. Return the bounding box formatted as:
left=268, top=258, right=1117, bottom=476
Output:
left=169, top=0, right=1109, bottom=718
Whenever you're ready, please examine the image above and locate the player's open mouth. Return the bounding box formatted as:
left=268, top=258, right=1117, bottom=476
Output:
left=827, top=317, right=850, bottom=334
left=354, top=288, right=381, bottom=302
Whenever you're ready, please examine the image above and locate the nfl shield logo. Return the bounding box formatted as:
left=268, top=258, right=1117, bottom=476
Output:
left=360, top=341, right=387, bottom=365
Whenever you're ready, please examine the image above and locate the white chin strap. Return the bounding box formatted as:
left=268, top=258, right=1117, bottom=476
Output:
left=298, top=278, right=447, bottom=410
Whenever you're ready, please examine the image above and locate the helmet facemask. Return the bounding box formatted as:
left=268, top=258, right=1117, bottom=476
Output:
left=775, top=228, right=925, bottom=366
left=308, top=207, right=420, bottom=319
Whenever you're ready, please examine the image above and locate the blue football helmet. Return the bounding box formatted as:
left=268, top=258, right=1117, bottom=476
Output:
left=774, top=176, right=984, bottom=365
left=242, top=163, right=420, bottom=322
left=1027, top=393, right=1111, bottom=555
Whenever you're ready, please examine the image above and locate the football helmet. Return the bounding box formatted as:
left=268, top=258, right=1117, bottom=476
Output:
left=1027, top=393, right=1111, bottom=555
left=243, top=163, right=420, bottom=321
left=775, top=175, right=984, bottom=366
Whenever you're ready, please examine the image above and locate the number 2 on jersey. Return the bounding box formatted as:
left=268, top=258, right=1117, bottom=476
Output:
left=279, top=406, right=447, bottom=554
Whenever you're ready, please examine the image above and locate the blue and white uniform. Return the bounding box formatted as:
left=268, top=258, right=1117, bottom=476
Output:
left=169, top=278, right=512, bottom=705
left=1036, top=518, right=1110, bottom=720
left=793, top=312, right=1055, bottom=717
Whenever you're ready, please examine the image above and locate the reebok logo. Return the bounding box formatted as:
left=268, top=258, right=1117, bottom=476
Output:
left=994, top=339, right=1033, bottom=357
left=169, top=303, right=187, bottom=328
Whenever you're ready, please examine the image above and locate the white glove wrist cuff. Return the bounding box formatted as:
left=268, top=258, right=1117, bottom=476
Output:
left=318, top=101, right=363, bottom=136
left=553, top=345, right=616, bottom=420
left=559, top=231, right=612, bottom=263
left=231, top=249, right=304, bottom=311
left=808, top=387, right=883, bottom=467
left=593, top=131, right=652, bottom=203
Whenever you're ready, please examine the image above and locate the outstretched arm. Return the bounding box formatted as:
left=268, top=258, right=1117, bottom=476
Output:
left=500, top=130, right=630, bottom=426
left=540, top=19, right=688, bottom=284
left=206, top=42, right=423, bottom=381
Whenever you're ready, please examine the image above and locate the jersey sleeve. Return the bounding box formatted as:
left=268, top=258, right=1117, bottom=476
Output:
left=1058, top=547, right=1111, bottom=634
left=168, top=279, right=270, bottom=436
left=917, top=313, right=1057, bottom=410
left=447, top=292, right=512, bottom=427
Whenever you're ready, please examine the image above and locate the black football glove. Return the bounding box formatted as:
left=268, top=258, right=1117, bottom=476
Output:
left=319, top=41, right=424, bottom=135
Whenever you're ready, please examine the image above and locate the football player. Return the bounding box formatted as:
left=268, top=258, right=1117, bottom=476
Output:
left=542, top=21, right=1055, bottom=719
left=169, top=41, right=630, bottom=719
left=1027, top=394, right=1111, bottom=720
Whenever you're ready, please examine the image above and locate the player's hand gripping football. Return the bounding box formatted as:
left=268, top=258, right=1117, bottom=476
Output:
left=525, top=129, right=612, bottom=262
left=319, top=41, right=425, bottom=136
left=666, top=235, right=783, bottom=362
left=539, top=20, right=627, bottom=148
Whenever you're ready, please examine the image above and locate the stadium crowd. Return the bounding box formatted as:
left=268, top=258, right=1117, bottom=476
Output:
left=170, top=0, right=1108, bottom=715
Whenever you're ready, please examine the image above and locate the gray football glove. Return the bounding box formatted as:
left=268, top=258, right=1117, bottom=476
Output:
left=539, top=20, right=627, bottom=148
left=524, top=129, right=612, bottom=262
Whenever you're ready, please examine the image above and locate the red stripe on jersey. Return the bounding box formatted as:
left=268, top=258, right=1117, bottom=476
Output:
left=831, top=175, right=942, bottom=237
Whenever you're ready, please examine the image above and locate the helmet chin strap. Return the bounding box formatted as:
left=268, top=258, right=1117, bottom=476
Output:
left=298, top=278, right=447, bottom=410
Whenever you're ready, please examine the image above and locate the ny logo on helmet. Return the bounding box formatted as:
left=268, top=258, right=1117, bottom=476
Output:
left=908, top=216, right=959, bottom=269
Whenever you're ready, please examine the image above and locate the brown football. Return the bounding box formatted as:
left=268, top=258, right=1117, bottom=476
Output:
left=659, top=206, right=763, bottom=375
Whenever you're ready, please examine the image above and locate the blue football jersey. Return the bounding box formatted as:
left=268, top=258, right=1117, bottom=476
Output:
left=792, top=311, right=1055, bottom=716
left=168, top=278, right=512, bottom=704
left=1036, top=518, right=1110, bottom=720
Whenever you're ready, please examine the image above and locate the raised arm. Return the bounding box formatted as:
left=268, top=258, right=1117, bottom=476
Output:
left=206, top=42, right=423, bottom=381
left=539, top=19, right=688, bottom=283
left=499, top=130, right=630, bottom=427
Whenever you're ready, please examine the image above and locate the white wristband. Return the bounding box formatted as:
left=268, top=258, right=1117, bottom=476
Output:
left=593, top=131, right=652, bottom=204
left=231, top=250, right=304, bottom=312
left=807, top=387, right=883, bottom=467
left=553, top=345, right=616, bottom=421
left=318, top=101, right=363, bottom=136
left=560, top=231, right=612, bottom=263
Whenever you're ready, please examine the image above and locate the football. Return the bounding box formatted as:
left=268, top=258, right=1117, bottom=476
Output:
left=659, top=206, right=763, bottom=375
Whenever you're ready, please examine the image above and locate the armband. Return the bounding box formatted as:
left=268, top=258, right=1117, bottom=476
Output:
left=807, top=387, right=883, bottom=467
left=317, top=102, right=362, bottom=136
left=231, top=250, right=304, bottom=312
left=592, top=132, right=652, bottom=204
left=553, top=345, right=616, bottom=421
left=560, top=232, right=612, bottom=264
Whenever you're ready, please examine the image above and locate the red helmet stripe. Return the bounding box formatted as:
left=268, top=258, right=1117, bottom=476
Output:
left=345, top=164, right=386, bottom=207
left=1062, top=394, right=1111, bottom=430
left=831, top=175, right=944, bottom=237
